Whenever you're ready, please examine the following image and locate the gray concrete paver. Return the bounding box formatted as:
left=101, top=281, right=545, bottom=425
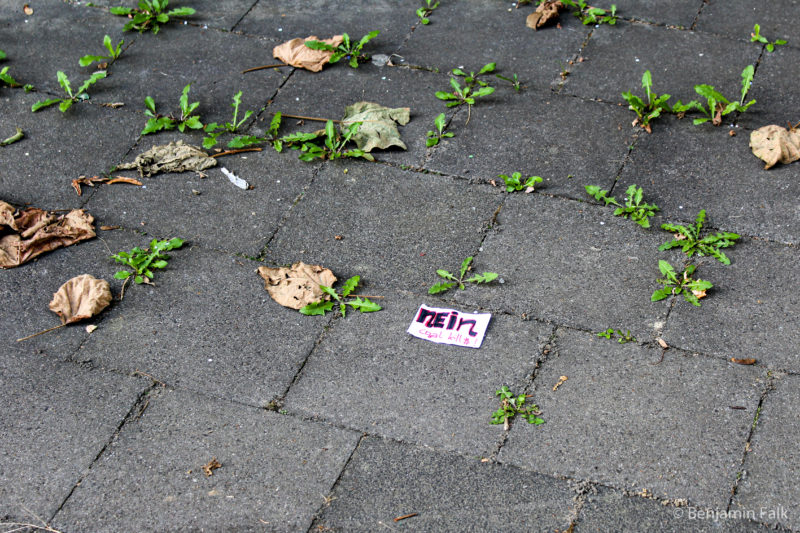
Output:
left=314, top=436, right=577, bottom=533
left=284, top=293, right=553, bottom=456
left=499, top=328, right=764, bottom=509
left=52, top=387, right=360, bottom=532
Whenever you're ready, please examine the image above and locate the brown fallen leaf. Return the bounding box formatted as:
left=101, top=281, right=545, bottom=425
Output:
left=49, top=274, right=112, bottom=325
left=731, top=357, right=756, bottom=365
left=23, top=4, right=33, bottom=15
left=107, top=176, right=143, bottom=186
left=749, top=123, right=800, bottom=169
left=202, top=457, right=221, bottom=477
left=526, top=0, right=563, bottom=30
left=100, top=225, right=120, bottom=231
left=0, top=202, right=96, bottom=268
left=72, top=175, right=106, bottom=196
left=691, top=289, right=707, bottom=300
left=552, top=375, right=568, bottom=391
left=341, top=101, right=410, bottom=152
left=258, top=262, right=337, bottom=310
left=273, top=35, right=343, bottom=72
left=117, top=141, right=217, bottom=178
left=656, top=337, right=668, bottom=349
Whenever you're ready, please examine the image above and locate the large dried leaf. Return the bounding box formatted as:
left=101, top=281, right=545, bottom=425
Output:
left=341, top=101, right=410, bottom=152
left=117, top=141, right=217, bottom=177
left=0, top=202, right=96, bottom=268
left=273, top=35, right=343, bottom=73
left=49, top=274, right=112, bottom=325
left=258, top=262, right=337, bottom=310
left=526, top=0, right=564, bottom=30
left=750, top=124, right=800, bottom=169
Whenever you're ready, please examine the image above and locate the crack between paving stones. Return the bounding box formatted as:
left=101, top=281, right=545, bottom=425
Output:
left=48, top=382, right=160, bottom=524
left=725, top=372, right=774, bottom=514
left=689, top=0, right=707, bottom=31
left=229, top=0, right=265, bottom=33
left=305, top=433, right=366, bottom=533
left=255, top=162, right=323, bottom=261
left=552, top=27, right=594, bottom=94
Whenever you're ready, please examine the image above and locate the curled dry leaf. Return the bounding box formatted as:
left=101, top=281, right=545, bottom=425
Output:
left=202, top=457, right=221, bottom=477
left=731, top=357, right=756, bottom=365
left=749, top=124, right=800, bottom=169
left=117, top=141, right=217, bottom=177
left=273, top=35, right=343, bottom=72
left=0, top=201, right=96, bottom=268
left=656, top=337, right=669, bottom=349
left=72, top=175, right=142, bottom=196
left=526, top=0, right=563, bottom=30
left=552, top=375, right=568, bottom=392
left=49, top=274, right=112, bottom=325
left=258, top=262, right=337, bottom=310
left=341, top=101, right=410, bottom=152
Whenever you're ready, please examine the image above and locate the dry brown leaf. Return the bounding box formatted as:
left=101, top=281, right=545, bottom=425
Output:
left=49, top=274, right=112, bottom=325
left=107, top=176, right=143, bottom=186
left=202, top=457, right=221, bottom=477
left=0, top=202, right=96, bottom=268
left=117, top=141, right=217, bottom=177
left=23, top=4, right=33, bottom=15
left=526, top=0, right=563, bottom=30
left=552, top=375, right=568, bottom=391
left=731, top=357, right=756, bottom=365
left=273, top=35, right=343, bottom=72
left=86, top=324, right=98, bottom=333
left=656, top=337, right=669, bottom=349
left=258, top=262, right=337, bottom=310
left=691, top=289, right=707, bottom=299
left=749, top=124, right=800, bottom=169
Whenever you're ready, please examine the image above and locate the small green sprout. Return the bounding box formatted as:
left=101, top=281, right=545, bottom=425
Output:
left=651, top=260, right=713, bottom=307
left=202, top=91, right=254, bottom=149
left=562, top=0, right=617, bottom=25
left=228, top=112, right=283, bottom=150
left=597, top=328, right=636, bottom=343
left=110, top=0, right=195, bottom=34
left=676, top=65, right=756, bottom=126
left=112, top=237, right=184, bottom=286
left=278, top=120, right=374, bottom=162
left=495, top=72, right=523, bottom=92
left=584, top=184, right=658, bottom=228
left=435, top=63, right=496, bottom=125
left=490, top=386, right=544, bottom=428
left=659, top=209, right=740, bottom=265
left=416, top=0, right=439, bottom=24
left=499, top=172, right=542, bottom=193
left=426, top=112, right=454, bottom=147
left=621, top=70, right=672, bottom=133
left=750, top=23, right=787, bottom=52
left=429, top=256, right=498, bottom=295
left=79, top=35, right=124, bottom=67
left=141, top=83, right=204, bottom=134
left=300, top=275, right=382, bottom=316
left=305, top=31, right=380, bottom=69
left=31, top=70, right=107, bottom=112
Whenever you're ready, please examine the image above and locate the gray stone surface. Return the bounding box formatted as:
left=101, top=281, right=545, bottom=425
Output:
left=611, top=0, right=704, bottom=28
left=268, top=63, right=450, bottom=167
left=284, top=293, right=553, bottom=456
left=576, top=487, right=774, bottom=532
left=616, top=114, right=800, bottom=244
left=499, top=328, right=764, bottom=509
left=234, top=0, right=418, bottom=52
left=264, top=162, right=503, bottom=294
left=76, top=244, right=329, bottom=407
left=0, top=91, right=142, bottom=210
left=662, top=238, right=800, bottom=372
left=732, top=374, right=800, bottom=530
left=0, top=353, right=146, bottom=522
left=84, top=131, right=316, bottom=256
left=425, top=90, right=634, bottom=201
left=562, top=22, right=760, bottom=106
left=314, top=436, right=577, bottom=532
left=53, top=387, right=360, bottom=532
left=397, top=0, right=590, bottom=91
left=695, top=0, right=798, bottom=41
left=76, top=0, right=258, bottom=31
left=453, top=193, right=669, bottom=339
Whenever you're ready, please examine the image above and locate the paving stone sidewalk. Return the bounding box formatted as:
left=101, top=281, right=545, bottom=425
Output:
left=1, top=1, right=798, bottom=531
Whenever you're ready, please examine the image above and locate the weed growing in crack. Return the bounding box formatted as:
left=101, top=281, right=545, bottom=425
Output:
left=674, top=65, right=756, bottom=126
left=305, top=31, right=380, bottom=69
left=111, top=0, right=196, bottom=34
left=202, top=91, right=255, bottom=149
left=416, top=0, right=440, bottom=24
left=750, top=23, right=787, bottom=52
left=651, top=260, right=713, bottom=307
left=499, top=172, right=542, bottom=193
left=142, top=83, right=204, bottom=134
left=300, top=275, right=382, bottom=316
left=280, top=120, right=374, bottom=162
left=31, top=70, right=106, bottom=112
left=80, top=35, right=124, bottom=68
left=435, top=63, right=496, bottom=125
left=429, top=256, right=498, bottom=295
left=584, top=184, right=659, bottom=228
left=659, top=209, right=740, bottom=265
left=622, top=70, right=671, bottom=133
left=426, top=112, right=454, bottom=147
left=597, top=328, right=636, bottom=343
left=491, top=386, right=544, bottom=428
